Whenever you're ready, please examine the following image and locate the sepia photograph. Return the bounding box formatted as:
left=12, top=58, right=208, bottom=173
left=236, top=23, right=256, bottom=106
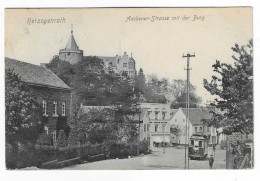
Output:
left=4, top=7, right=253, bottom=170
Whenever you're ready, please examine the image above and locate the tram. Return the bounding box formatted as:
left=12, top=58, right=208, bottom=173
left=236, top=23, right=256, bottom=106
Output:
left=189, top=132, right=209, bottom=160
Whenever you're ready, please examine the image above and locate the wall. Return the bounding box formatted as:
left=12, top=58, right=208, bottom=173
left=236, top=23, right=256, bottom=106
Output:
left=29, top=85, right=71, bottom=132
left=169, top=108, right=192, bottom=145
left=59, top=50, right=83, bottom=64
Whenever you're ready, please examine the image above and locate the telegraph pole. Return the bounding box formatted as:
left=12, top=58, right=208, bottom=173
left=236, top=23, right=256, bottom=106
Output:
left=183, top=53, right=195, bottom=169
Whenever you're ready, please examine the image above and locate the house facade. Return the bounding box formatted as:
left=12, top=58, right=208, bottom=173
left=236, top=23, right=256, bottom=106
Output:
left=140, top=103, right=172, bottom=148
left=5, top=58, right=72, bottom=142
left=169, top=107, right=222, bottom=145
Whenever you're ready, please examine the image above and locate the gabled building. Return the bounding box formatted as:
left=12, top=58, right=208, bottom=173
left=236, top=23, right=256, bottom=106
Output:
left=169, top=107, right=219, bottom=145
left=5, top=57, right=72, bottom=141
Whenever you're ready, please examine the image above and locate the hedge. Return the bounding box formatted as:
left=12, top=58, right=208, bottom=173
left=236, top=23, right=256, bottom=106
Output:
left=34, top=140, right=149, bottom=168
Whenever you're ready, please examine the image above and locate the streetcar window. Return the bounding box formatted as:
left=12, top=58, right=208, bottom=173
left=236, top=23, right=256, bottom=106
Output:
left=191, top=140, right=194, bottom=146
left=199, top=141, right=203, bottom=148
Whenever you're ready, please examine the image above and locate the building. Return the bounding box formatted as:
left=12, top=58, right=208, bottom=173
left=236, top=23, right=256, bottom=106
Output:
left=59, top=29, right=84, bottom=64
left=140, top=103, right=172, bottom=148
left=59, top=29, right=136, bottom=77
left=98, top=52, right=136, bottom=77
left=169, top=107, right=222, bottom=145
left=5, top=57, right=72, bottom=142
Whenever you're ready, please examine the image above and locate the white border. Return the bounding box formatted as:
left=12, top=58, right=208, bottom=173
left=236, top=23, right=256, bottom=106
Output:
left=0, top=1, right=259, bottom=181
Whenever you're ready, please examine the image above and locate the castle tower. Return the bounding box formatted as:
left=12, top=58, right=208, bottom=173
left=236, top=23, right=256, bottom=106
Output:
left=59, top=27, right=83, bottom=64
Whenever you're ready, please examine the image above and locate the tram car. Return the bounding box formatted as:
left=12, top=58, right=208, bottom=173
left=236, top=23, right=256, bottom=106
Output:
left=189, top=132, right=209, bottom=160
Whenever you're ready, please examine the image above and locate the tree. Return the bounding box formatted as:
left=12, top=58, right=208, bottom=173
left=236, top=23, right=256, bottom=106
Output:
left=5, top=69, right=44, bottom=146
left=168, top=79, right=202, bottom=109
left=170, top=125, right=182, bottom=146
left=5, top=69, right=46, bottom=168
left=134, top=68, right=147, bottom=102
left=68, top=128, right=80, bottom=146
left=203, top=39, right=253, bottom=135
left=57, top=130, right=68, bottom=148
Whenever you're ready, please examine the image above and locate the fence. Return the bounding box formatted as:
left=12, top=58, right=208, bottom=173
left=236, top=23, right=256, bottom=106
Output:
left=225, top=133, right=253, bottom=169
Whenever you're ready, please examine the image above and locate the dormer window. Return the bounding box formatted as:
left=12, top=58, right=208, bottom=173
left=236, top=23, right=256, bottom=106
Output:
left=123, top=63, right=127, bottom=67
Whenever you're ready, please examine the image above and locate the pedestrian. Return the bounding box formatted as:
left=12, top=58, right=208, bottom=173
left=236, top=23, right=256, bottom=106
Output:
left=209, top=154, right=214, bottom=169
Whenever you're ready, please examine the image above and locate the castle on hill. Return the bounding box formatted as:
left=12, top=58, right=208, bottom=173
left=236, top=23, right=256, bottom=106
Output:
left=59, top=29, right=136, bottom=77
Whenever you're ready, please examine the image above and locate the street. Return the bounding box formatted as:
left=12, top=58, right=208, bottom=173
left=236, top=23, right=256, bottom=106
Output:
left=62, top=147, right=226, bottom=170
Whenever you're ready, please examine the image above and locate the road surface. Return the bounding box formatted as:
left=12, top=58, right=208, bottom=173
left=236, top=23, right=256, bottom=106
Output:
left=62, top=146, right=226, bottom=170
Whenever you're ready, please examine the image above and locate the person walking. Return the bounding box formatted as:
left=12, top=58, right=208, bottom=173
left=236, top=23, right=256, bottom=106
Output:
left=209, top=154, right=214, bottom=169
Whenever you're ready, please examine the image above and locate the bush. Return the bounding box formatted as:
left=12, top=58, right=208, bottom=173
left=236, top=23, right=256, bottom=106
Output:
left=16, top=143, right=39, bottom=168
left=56, top=116, right=71, bottom=137
left=37, top=132, right=53, bottom=146
left=79, top=132, right=87, bottom=145
left=35, top=145, right=57, bottom=165
left=6, top=143, right=18, bottom=169
left=68, top=128, right=80, bottom=146
left=57, top=130, right=68, bottom=148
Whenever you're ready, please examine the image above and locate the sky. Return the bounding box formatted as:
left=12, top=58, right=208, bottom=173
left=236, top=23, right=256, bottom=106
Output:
left=5, top=8, right=253, bottom=104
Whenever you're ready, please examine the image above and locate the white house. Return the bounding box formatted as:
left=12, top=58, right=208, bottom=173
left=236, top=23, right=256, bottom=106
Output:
left=169, top=107, right=221, bottom=145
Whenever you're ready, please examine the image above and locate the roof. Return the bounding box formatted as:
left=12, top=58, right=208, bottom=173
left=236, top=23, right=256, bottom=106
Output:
left=98, top=56, right=118, bottom=67
left=65, top=31, right=79, bottom=50
left=81, top=106, right=113, bottom=114
left=170, top=109, right=178, bottom=118
left=181, top=108, right=212, bottom=125
left=5, top=57, right=71, bottom=90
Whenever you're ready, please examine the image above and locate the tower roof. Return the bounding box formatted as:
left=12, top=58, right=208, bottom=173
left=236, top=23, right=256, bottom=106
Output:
left=65, top=30, right=78, bottom=50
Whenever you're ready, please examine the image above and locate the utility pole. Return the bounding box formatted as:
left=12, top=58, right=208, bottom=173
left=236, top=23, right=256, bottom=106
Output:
left=183, top=53, right=195, bottom=169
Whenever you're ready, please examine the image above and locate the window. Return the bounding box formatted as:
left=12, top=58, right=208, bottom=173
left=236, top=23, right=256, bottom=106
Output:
left=155, top=112, right=159, bottom=120
left=147, top=124, right=150, bottom=131
left=53, top=101, right=58, bottom=116
left=62, top=102, right=66, bottom=116
left=191, top=140, right=194, bottom=146
left=175, top=119, right=177, bottom=122
left=123, top=63, right=127, bottom=67
left=44, top=126, right=48, bottom=134
left=207, top=126, right=210, bottom=132
left=155, top=124, right=158, bottom=132
left=162, top=125, right=165, bottom=132
left=183, top=119, right=185, bottom=122
left=42, top=100, right=47, bottom=115
left=195, top=127, right=198, bottom=133
left=199, top=127, right=202, bottom=132
left=148, top=112, right=151, bottom=119
left=199, top=141, right=203, bottom=148
left=162, top=112, right=166, bottom=119
left=144, top=124, right=146, bottom=132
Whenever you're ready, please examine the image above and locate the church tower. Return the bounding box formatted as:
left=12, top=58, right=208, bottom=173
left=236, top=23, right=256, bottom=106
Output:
left=59, top=27, right=83, bottom=64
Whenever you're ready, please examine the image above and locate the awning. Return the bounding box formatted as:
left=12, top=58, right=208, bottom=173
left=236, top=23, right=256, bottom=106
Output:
left=164, top=137, right=170, bottom=143
left=153, top=137, right=162, bottom=142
